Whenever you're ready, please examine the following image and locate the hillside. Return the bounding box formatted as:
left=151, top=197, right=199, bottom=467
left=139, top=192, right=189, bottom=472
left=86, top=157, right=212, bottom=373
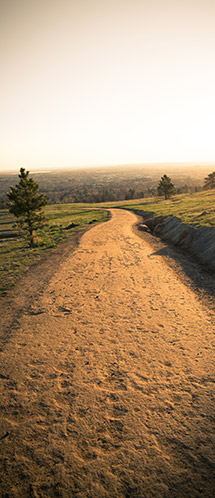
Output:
left=106, top=190, right=215, bottom=272
left=0, top=189, right=214, bottom=295
left=102, top=189, right=215, bottom=227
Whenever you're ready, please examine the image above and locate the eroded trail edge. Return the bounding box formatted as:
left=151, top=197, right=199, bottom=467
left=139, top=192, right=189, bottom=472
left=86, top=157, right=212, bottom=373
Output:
left=0, top=209, right=214, bottom=498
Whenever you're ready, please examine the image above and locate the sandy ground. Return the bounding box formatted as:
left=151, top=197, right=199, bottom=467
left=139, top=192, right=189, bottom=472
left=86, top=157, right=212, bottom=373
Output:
left=0, top=209, right=215, bottom=498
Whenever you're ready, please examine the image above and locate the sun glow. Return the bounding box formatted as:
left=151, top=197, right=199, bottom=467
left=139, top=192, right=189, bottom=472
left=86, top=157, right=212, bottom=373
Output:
left=0, top=0, right=215, bottom=171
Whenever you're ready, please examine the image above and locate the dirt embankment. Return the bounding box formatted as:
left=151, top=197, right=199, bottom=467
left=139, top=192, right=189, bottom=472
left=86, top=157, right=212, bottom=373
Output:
left=0, top=209, right=214, bottom=498
left=132, top=209, right=215, bottom=272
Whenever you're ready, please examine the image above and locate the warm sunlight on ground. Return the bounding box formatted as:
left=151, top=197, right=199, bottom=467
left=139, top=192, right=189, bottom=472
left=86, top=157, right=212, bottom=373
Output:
left=1, top=210, right=214, bottom=497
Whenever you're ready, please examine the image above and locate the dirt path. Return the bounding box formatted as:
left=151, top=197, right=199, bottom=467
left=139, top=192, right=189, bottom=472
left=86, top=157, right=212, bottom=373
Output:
left=0, top=209, right=214, bottom=498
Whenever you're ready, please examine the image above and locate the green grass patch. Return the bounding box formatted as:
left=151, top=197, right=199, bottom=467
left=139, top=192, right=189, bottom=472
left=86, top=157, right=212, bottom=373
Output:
left=0, top=205, right=107, bottom=295
left=99, top=190, right=215, bottom=227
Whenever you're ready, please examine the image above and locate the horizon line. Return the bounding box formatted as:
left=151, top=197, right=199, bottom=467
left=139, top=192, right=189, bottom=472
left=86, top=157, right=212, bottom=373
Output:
left=1, top=160, right=215, bottom=175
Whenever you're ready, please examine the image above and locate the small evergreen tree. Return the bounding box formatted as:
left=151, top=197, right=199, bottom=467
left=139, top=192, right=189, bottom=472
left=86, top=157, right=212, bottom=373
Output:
left=7, top=168, right=47, bottom=247
left=204, top=172, right=215, bottom=190
left=157, top=174, right=175, bottom=199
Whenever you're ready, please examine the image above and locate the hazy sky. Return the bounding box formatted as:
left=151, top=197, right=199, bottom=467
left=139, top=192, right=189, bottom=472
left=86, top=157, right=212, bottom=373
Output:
left=1, top=0, right=215, bottom=171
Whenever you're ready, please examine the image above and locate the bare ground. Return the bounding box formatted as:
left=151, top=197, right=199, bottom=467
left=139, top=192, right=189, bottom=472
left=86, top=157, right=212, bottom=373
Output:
left=0, top=209, right=214, bottom=498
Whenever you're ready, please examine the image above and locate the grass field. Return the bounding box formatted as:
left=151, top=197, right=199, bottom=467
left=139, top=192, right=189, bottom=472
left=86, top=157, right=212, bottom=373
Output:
left=0, top=205, right=107, bottom=295
left=100, top=189, right=215, bottom=227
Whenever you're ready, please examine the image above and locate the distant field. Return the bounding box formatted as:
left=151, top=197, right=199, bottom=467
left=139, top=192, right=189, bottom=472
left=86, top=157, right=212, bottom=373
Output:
left=0, top=205, right=107, bottom=295
left=100, top=189, right=215, bottom=227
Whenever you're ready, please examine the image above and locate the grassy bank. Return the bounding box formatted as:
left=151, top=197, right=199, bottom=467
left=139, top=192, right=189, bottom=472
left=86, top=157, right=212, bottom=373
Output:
left=101, top=189, right=215, bottom=227
left=0, top=205, right=107, bottom=295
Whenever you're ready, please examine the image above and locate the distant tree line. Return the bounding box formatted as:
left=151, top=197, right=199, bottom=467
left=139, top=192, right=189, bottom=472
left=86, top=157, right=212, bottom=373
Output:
left=1, top=168, right=214, bottom=208
left=40, top=181, right=207, bottom=204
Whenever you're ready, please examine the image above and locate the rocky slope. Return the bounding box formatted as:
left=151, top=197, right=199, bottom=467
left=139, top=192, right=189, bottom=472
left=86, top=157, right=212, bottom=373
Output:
left=133, top=209, right=215, bottom=272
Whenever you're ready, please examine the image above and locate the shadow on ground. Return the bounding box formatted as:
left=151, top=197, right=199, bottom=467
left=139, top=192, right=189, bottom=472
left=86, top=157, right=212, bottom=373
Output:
left=133, top=220, right=215, bottom=308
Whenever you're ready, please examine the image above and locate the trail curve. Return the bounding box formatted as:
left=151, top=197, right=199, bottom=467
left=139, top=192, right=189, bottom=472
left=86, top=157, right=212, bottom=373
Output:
left=0, top=209, right=214, bottom=498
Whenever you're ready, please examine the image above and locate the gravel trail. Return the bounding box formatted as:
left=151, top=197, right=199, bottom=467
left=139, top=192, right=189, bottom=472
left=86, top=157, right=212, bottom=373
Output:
left=0, top=209, right=214, bottom=498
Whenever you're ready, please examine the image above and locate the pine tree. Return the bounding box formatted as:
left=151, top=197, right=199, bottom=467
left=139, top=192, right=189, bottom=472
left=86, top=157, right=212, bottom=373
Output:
left=7, top=168, right=47, bottom=247
left=157, top=174, right=175, bottom=200
left=204, top=172, right=215, bottom=190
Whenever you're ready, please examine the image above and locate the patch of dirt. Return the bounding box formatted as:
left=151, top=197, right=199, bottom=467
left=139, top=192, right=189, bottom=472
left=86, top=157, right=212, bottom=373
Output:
left=0, top=226, right=92, bottom=349
left=134, top=211, right=215, bottom=272
left=133, top=216, right=215, bottom=311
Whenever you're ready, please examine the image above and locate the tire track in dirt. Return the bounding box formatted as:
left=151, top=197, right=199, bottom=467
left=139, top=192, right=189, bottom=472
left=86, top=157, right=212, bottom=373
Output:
left=0, top=209, right=214, bottom=498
